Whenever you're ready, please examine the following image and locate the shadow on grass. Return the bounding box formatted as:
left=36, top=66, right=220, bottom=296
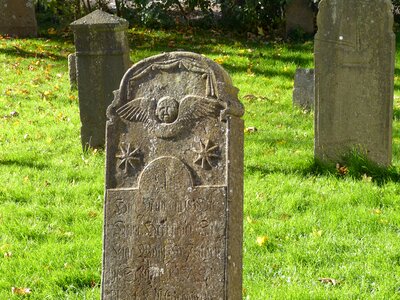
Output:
left=246, top=151, right=400, bottom=186
left=301, top=153, right=400, bottom=185
left=0, top=46, right=66, bottom=61
left=127, top=28, right=313, bottom=77
left=0, top=158, right=49, bottom=170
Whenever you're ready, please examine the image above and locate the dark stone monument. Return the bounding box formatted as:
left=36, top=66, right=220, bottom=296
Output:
left=0, top=0, right=37, bottom=37
left=70, top=10, right=131, bottom=149
left=101, top=52, right=244, bottom=299
left=293, top=68, right=314, bottom=111
left=285, top=0, right=315, bottom=37
left=314, top=0, right=395, bottom=166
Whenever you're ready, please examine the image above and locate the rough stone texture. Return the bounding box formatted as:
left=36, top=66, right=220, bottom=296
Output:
left=70, top=10, right=131, bottom=149
left=293, top=68, right=314, bottom=111
left=0, top=0, right=37, bottom=37
left=285, top=0, right=315, bottom=36
left=101, top=51, right=244, bottom=299
left=314, top=0, right=395, bottom=166
left=68, top=53, right=77, bottom=90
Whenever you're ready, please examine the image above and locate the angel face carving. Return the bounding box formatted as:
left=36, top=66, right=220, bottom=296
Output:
left=155, top=96, right=179, bottom=123
left=116, top=94, right=225, bottom=139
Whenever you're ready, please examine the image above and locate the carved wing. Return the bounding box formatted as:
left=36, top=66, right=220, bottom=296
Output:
left=116, top=97, right=150, bottom=123
left=178, top=95, right=224, bottom=124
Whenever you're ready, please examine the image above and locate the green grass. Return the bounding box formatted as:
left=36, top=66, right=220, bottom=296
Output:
left=1, top=28, right=400, bottom=299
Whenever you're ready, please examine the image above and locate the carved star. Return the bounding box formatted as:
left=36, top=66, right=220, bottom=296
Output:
left=193, top=139, right=219, bottom=169
left=115, top=143, right=140, bottom=174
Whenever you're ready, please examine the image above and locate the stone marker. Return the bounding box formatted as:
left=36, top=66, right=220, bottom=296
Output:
left=285, top=0, right=315, bottom=37
left=293, top=68, right=314, bottom=111
left=68, top=53, right=77, bottom=90
left=0, top=0, right=37, bottom=37
left=70, top=10, right=131, bottom=149
left=314, top=0, right=395, bottom=166
left=102, top=51, right=244, bottom=299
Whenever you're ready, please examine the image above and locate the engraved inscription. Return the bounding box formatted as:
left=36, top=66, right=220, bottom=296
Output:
left=104, top=158, right=227, bottom=299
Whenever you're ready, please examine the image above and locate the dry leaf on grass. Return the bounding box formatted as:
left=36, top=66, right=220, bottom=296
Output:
left=12, top=287, right=31, bottom=295
left=256, top=236, right=268, bottom=246
left=245, top=127, right=258, bottom=133
left=318, top=278, right=340, bottom=285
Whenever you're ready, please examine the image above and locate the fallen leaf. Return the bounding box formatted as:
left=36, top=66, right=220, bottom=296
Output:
left=47, top=27, right=57, bottom=35
left=246, top=216, right=255, bottom=224
left=243, top=94, right=257, bottom=101
left=245, top=127, right=258, bottom=133
left=257, top=26, right=265, bottom=36
left=336, top=163, right=348, bottom=175
left=256, top=236, right=268, bottom=246
left=362, top=174, right=372, bottom=182
left=311, top=228, right=323, bottom=237
left=372, top=208, right=382, bottom=215
left=12, top=287, right=31, bottom=295
left=318, top=278, right=340, bottom=285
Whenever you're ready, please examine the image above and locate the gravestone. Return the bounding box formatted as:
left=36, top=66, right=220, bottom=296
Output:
left=102, top=52, right=244, bottom=299
left=293, top=68, right=314, bottom=111
left=0, top=0, right=37, bottom=37
left=285, top=0, right=315, bottom=37
left=314, top=0, right=395, bottom=166
left=70, top=10, right=131, bottom=149
left=68, top=53, right=77, bottom=90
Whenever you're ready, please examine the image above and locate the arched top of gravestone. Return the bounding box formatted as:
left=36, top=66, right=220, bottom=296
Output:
left=110, top=51, right=244, bottom=125
left=70, top=9, right=128, bottom=30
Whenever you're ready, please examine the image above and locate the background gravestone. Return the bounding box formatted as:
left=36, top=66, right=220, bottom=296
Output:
left=293, top=68, right=314, bottom=111
left=0, top=0, right=37, bottom=37
left=68, top=53, right=77, bottom=90
left=314, top=0, right=395, bottom=166
left=70, top=10, right=131, bottom=149
left=285, top=0, right=315, bottom=37
left=102, top=52, right=244, bottom=299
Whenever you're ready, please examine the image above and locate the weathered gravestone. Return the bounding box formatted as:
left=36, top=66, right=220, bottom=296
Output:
left=0, top=0, right=37, bottom=37
left=68, top=53, right=77, bottom=90
left=285, top=0, right=315, bottom=37
left=314, top=0, right=395, bottom=166
left=293, top=68, right=314, bottom=111
left=102, top=52, right=244, bottom=299
left=70, top=10, right=131, bottom=149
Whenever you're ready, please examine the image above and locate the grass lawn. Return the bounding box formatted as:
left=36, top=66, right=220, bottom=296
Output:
left=1, top=27, right=400, bottom=299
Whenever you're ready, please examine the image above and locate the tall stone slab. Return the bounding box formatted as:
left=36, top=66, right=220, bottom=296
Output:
left=0, top=0, right=37, bottom=37
left=314, top=0, right=395, bottom=166
left=71, top=10, right=131, bottom=149
left=102, top=52, right=244, bottom=299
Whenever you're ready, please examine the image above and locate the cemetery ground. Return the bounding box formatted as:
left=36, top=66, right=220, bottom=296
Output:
left=2, top=28, right=400, bottom=299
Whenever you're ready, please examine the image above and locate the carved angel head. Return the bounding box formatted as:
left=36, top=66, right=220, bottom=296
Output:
left=155, top=96, right=179, bottom=124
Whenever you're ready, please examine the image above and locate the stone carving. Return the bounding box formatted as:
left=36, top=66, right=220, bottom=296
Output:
left=314, top=0, right=395, bottom=166
left=115, top=58, right=227, bottom=139
left=193, top=139, right=219, bottom=169
left=102, top=52, right=244, bottom=299
left=115, top=143, right=141, bottom=174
